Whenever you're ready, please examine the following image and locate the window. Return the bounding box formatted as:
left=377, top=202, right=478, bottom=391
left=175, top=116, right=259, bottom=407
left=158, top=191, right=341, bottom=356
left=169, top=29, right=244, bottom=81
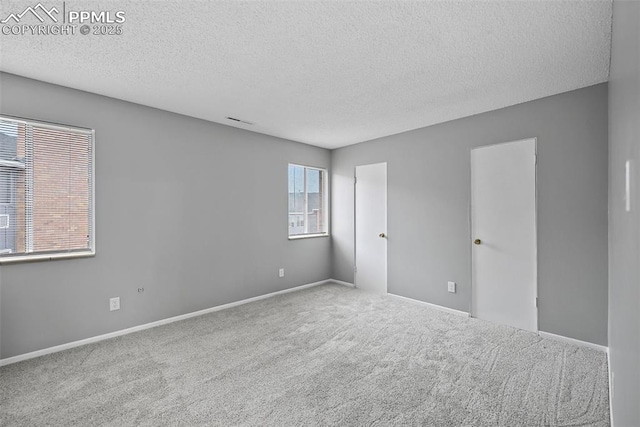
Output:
left=288, top=164, right=328, bottom=237
left=0, top=116, right=95, bottom=261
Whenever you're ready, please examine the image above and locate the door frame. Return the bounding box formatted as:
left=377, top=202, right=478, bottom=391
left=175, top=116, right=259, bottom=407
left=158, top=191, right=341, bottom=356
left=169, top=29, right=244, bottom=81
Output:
left=354, top=162, right=388, bottom=293
left=469, top=138, right=539, bottom=331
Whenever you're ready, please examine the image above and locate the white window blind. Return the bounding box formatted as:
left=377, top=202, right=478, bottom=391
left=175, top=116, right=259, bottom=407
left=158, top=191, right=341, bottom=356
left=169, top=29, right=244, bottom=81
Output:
left=0, top=116, right=94, bottom=260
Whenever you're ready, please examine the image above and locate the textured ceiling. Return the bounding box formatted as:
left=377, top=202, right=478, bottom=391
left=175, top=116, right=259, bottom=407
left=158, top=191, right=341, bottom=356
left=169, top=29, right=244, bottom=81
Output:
left=0, top=1, right=612, bottom=149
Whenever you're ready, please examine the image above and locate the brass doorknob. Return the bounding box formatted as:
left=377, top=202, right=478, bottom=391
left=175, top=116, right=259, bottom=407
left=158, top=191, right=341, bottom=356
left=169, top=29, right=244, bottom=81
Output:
left=379, top=233, right=386, bottom=238
left=474, top=239, right=482, bottom=245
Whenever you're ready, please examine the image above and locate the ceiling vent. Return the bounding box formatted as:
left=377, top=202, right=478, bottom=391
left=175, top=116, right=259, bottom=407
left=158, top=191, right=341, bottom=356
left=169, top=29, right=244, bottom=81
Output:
left=226, top=117, right=253, bottom=125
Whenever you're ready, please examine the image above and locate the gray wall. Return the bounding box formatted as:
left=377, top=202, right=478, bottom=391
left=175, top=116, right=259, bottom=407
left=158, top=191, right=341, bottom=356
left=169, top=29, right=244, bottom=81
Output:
left=0, top=72, right=613, bottom=358
left=0, top=72, right=331, bottom=359
left=608, top=0, right=640, bottom=424
left=332, top=84, right=609, bottom=346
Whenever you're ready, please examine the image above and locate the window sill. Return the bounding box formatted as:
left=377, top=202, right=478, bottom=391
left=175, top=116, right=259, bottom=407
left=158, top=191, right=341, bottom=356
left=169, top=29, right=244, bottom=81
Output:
left=0, top=251, right=95, bottom=264
left=288, top=233, right=329, bottom=240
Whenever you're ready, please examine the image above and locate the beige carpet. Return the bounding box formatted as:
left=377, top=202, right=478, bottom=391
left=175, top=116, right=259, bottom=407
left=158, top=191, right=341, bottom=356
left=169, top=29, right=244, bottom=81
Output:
left=0, top=283, right=610, bottom=426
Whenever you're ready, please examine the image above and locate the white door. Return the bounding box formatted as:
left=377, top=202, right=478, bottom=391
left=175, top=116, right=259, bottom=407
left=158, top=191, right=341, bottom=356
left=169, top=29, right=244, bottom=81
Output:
left=355, top=163, right=387, bottom=294
left=471, top=139, right=537, bottom=332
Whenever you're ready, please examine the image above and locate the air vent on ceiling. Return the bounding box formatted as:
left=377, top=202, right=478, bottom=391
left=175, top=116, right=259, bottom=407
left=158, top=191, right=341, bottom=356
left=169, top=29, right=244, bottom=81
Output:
left=226, top=117, right=253, bottom=125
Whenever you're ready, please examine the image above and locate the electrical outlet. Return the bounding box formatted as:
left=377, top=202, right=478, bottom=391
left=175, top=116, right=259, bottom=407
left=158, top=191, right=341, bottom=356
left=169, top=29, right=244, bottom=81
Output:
left=109, top=297, right=120, bottom=311
left=447, top=281, right=456, bottom=293
left=279, top=268, right=285, bottom=278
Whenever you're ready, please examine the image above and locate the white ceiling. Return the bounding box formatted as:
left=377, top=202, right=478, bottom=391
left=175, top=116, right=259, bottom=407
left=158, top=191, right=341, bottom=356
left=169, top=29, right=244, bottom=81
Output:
left=0, top=1, right=612, bottom=149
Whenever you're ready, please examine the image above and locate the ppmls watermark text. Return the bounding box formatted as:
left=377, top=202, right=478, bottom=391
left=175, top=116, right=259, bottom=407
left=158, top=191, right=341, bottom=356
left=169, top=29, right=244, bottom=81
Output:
left=1, top=3, right=126, bottom=36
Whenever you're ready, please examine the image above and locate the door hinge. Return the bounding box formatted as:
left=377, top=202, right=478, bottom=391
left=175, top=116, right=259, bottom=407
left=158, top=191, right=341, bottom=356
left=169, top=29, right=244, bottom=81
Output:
left=354, top=265, right=357, bottom=273
left=354, top=176, right=357, bottom=185
left=535, top=297, right=539, bottom=308
left=534, top=154, right=538, bottom=165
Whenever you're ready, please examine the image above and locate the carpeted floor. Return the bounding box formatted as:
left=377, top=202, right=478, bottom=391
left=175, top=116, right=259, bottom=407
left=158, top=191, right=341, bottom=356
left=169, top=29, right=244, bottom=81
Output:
left=0, top=283, right=610, bottom=426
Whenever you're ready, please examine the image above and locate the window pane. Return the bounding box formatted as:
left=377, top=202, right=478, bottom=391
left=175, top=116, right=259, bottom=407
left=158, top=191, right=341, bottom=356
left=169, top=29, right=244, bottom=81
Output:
left=288, top=164, right=327, bottom=237
left=0, top=121, right=18, bottom=160
left=32, top=127, right=91, bottom=252
left=0, top=116, right=94, bottom=259
left=288, top=164, right=304, bottom=235
left=0, top=120, right=23, bottom=254
left=306, top=168, right=322, bottom=233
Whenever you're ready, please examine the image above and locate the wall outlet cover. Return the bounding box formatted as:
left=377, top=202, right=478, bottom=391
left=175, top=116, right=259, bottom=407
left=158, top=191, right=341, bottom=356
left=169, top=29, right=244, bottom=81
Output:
left=625, top=160, right=632, bottom=212
left=447, top=281, right=456, bottom=293
left=109, top=297, right=120, bottom=311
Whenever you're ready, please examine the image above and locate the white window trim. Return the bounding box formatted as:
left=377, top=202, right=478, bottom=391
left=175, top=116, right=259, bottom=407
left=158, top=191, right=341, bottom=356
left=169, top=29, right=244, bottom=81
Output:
left=288, top=163, right=329, bottom=239
left=288, top=233, right=329, bottom=240
left=0, top=251, right=95, bottom=264
left=0, top=115, right=96, bottom=263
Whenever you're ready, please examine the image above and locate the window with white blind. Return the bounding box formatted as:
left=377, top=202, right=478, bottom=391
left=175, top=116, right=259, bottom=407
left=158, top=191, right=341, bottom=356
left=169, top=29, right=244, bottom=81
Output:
left=288, top=164, right=328, bottom=238
left=0, top=116, right=95, bottom=262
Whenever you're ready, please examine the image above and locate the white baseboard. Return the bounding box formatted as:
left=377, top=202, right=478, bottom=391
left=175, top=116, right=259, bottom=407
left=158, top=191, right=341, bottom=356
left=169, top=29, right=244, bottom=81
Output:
left=0, top=279, right=333, bottom=367
left=329, top=279, right=355, bottom=288
left=538, top=331, right=608, bottom=353
left=387, top=293, right=470, bottom=318
left=607, top=350, right=614, bottom=427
